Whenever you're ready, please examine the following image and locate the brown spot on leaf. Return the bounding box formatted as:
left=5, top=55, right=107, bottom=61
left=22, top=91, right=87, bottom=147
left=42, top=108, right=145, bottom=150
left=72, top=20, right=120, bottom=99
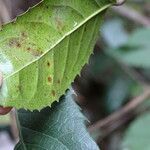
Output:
left=9, top=38, right=21, bottom=48
left=57, top=79, right=61, bottom=84
left=27, top=47, right=31, bottom=51
left=16, top=43, right=21, bottom=48
left=48, top=76, right=52, bottom=83
left=51, top=90, right=56, bottom=97
left=21, top=32, right=28, bottom=38
left=47, top=61, right=51, bottom=67
left=26, top=47, right=43, bottom=57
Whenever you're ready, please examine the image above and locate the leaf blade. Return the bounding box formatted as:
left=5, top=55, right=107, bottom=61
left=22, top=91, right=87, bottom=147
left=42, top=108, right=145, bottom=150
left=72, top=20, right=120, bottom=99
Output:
left=15, top=91, right=99, bottom=150
left=122, top=112, right=150, bottom=150
left=0, top=0, right=113, bottom=109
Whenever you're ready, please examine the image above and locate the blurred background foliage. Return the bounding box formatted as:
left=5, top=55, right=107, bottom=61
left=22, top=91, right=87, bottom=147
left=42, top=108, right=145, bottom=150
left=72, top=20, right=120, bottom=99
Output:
left=0, top=0, right=150, bottom=150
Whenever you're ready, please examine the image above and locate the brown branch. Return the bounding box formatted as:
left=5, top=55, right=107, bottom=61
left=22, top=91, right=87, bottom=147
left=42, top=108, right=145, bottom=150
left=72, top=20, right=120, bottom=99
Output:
left=89, top=87, right=150, bottom=136
left=112, top=5, right=150, bottom=27
left=119, top=62, right=149, bottom=88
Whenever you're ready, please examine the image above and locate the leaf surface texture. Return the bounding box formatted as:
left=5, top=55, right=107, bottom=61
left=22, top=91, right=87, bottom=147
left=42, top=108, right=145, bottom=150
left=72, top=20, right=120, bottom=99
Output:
left=0, top=0, right=113, bottom=109
left=15, top=91, right=99, bottom=150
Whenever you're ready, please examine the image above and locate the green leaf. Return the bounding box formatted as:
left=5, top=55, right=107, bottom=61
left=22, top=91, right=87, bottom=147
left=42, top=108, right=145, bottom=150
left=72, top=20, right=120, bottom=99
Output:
left=107, top=28, right=150, bottom=68
left=105, top=78, right=131, bottom=112
left=122, top=112, right=150, bottom=150
left=101, top=19, right=128, bottom=48
left=0, top=0, right=113, bottom=110
left=15, top=91, right=99, bottom=150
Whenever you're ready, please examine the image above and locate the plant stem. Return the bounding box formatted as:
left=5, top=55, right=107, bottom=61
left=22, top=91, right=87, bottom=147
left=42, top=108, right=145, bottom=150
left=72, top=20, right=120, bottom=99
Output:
left=112, top=5, right=150, bottom=27
left=89, top=87, right=150, bottom=137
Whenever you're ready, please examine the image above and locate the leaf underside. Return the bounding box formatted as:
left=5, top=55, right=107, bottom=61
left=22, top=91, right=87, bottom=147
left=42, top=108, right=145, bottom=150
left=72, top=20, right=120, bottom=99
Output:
left=0, top=0, right=113, bottom=110
left=15, top=91, right=99, bottom=150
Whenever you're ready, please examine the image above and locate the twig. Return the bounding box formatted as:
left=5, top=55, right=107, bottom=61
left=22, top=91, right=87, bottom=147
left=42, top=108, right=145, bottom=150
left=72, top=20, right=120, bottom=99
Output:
left=89, top=87, right=150, bottom=136
left=114, top=0, right=126, bottom=6
left=112, top=5, right=150, bottom=27
left=119, top=62, right=149, bottom=88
